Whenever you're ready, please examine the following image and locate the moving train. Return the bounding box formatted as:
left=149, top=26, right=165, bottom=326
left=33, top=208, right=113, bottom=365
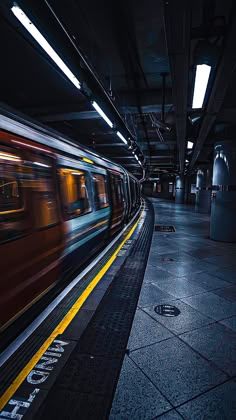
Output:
left=0, top=108, right=141, bottom=330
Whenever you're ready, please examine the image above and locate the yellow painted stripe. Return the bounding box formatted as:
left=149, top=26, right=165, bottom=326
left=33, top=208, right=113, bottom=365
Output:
left=0, top=212, right=142, bottom=411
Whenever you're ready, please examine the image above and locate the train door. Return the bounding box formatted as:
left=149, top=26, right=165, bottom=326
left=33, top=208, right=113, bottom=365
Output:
left=29, top=152, right=64, bottom=291
left=58, top=163, right=110, bottom=275
left=0, top=138, right=64, bottom=330
left=129, top=177, right=136, bottom=216
left=108, top=171, right=125, bottom=234
left=0, top=143, right=35, bottom=328
left=122, top=172, right=131, bottom=222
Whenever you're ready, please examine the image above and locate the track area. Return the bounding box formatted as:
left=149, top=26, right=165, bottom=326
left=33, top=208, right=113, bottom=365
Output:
left=0, top=199, right=154, bottom=419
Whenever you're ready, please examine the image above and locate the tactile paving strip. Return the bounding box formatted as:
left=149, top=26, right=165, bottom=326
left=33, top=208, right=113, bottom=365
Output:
left=36, top=200, right=154, bottom=420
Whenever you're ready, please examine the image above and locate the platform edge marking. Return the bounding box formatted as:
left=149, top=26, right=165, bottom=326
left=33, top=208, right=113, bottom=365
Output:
left=0, top=213, right=142, bottom=412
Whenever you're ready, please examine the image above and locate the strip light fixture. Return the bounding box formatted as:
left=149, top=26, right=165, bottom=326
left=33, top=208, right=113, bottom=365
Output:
left=92, top=101, right=113, bottom=128
left=33, top=161, right=50, bottom=168
left=134, top=154, right=142, bottom=166
left=82, top=157, right=94, bottom=164
left=192, top=64, right=211, bottom=109
left=0, top=152, right=21, bottom=162
left=116, top=131, right=128, bottom=144
left=11, top=4, right=140, bottom=160
left=11, top=4, right=81, bottom=90
left=187, top=141, right=194, bottom=149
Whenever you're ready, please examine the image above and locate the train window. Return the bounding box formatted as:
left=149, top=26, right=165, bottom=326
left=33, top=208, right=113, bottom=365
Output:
left=92, top=173, right=109, bottom=210
left=110, top=174, right=117, bottom=206
left=32, top=157, right=58, bottom=228
left=135, top=182, right=140, bottom=204
left=0, top=151, right=23, bottom=213
left=111, top=173, right=124, bottom=206
left=0, top=148, right=27, bottom=243
left=0, top=175, right=22, bottom=212
left=130, top=179, right=136, bottom=208
left=59, top=168, right=91, bottom=218
left=117, top=177, right=124, bottom=204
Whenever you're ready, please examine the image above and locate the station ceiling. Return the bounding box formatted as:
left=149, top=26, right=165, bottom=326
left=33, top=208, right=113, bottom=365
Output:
left=1, top=0, right=236, bottom=179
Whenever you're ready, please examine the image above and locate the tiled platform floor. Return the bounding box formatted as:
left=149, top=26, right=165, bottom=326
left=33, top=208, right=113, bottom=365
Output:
left=110, top=199, right=236, bottom=419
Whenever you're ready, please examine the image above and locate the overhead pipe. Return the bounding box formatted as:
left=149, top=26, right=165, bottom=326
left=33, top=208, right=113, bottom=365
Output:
left=163, top=0, right=191, bottom=173
left=161, top=72, right=168, bottom=123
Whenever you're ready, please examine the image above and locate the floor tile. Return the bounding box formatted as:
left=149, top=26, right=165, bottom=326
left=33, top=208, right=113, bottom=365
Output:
left=182, top=272, right=231, bottom=291
left=188, top=248, right=223, bottom=259
left=143, top=301, right=213, bottom=335
left=109, top=356, right=171, bottom=420
left=138, top=283, right=176, bottom=307
left=128, top=309, right=173, bottom=351
left=213, top=268, right=236, bottom=284
left=156, top=409, right=182, bottom=419
left=155, top=261, right=203, bottom=276
left=148, top=247, right=178, bottom=256
left=130, top=337, right=227, bottom=406
left=162, top=252, right=200, bottom=263
left=181, top=292, right=236, bottom=321
left=157, top=260, right=217, bottom=277
left=150, top=277, right=206, bottom=299
left=213, top=285, right=236, bottom=302
left=180, top=323, right=236, bottom=376
left=144, top=267, right=176, bottom=284
left=177, top=380, right=236, bottom=420
left=219, top=316, right=236, bottom=333
left=204, top=255, right=236, bottom=268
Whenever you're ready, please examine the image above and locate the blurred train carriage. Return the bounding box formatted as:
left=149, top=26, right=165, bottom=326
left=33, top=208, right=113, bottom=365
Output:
left=0, top=109, right=141, bottom=330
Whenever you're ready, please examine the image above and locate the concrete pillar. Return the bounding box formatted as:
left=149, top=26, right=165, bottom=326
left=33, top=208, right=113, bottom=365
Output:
left=210, top=141, right=236, bottom=242
left=195, top=168, right=212, bottom=214
left=175, top=176, right=185, bottom=204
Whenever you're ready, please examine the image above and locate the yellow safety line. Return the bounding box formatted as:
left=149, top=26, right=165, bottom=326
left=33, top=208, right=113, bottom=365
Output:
left=0, top=212, right=142, bottom=411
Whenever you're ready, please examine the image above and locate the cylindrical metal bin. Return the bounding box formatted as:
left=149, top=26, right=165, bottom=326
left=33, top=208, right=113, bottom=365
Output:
left=175, top=176, right=185, bottom=204
left=210, top=141, right=236, bottom=242
left=195, top=168, right=212, bottom=214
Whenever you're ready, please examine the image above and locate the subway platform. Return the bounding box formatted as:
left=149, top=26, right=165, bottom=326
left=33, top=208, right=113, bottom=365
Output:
left=111, top=198, right=236, bottom=419
left=0, top=198, right=236, bottom=419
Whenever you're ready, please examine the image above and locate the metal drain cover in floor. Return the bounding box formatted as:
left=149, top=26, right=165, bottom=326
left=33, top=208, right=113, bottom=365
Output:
left=154, top=225, right=175, bottom=232
left=155, top=304, right=180, bottom=317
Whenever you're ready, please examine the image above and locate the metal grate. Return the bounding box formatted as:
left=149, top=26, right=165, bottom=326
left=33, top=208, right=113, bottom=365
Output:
left=154, top=225, right=176, bottom=232
left=155, top=304, right=180, bottom=317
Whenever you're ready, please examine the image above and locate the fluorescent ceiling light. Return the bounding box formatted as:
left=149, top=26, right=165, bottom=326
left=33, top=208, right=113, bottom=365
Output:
left=92, top=101, right=113, bottom=128
left=192, top=116, right=201, bottom=124
left=134, top=154, right=139, bottom=161
left=33, top=161, right=50, bottom=168
left=185, top=159, right=189, bottom=163
left=187, top=141, right=194, bottom=149
left=0, top=152, right=20, bottom=162
left=82, top=157, right=94, bottom=164
left=116, top=131, right=128, bottom=144
left=192, top=64, right=211, bottom=109
left=11, top=4, right=81, bottom=90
